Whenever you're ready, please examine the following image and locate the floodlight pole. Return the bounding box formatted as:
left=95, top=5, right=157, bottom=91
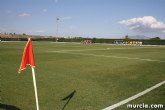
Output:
left=56, top=18, right=59, bottom=37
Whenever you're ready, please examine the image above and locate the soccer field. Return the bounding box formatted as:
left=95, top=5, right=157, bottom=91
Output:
left=1, top=42, right=165, bottom=110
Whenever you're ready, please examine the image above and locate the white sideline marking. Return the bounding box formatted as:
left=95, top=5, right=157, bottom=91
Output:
left=48, top=51, right=165, bottom=62
left=103, top=80, right=165, bottom=110
left=69, top=52, right=163, bottom=62
left=48, top=48, right=107, bottom=52
left=48, top=47, right=156, bottom=52
left=50, top=48, right=144, bottom=52
left=48, top=46, right=165, bottom=53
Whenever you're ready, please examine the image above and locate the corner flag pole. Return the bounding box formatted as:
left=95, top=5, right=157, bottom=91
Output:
left=31, top=67, right=40, bottom=110
left=18, top=38, right=40, bottom=110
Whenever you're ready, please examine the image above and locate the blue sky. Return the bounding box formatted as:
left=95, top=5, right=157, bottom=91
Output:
left=1, top=0, right=165, bottom=38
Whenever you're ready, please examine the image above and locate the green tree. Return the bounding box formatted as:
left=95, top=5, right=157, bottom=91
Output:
left=150, top=37, right=160, bottom=40
left=92, top=37, right=96, bottom=43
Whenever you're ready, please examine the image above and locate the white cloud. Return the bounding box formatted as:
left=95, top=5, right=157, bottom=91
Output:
left=19, top=13, right=31, bottom=17
left=42, top=9, right=47, bottom=12
left=119, top=16, right=165, bottom=32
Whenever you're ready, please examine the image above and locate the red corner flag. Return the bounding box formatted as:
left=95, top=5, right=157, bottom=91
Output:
left=18, top=38, right=35, bottom=73
left=18, top=38, right=40, bottom=110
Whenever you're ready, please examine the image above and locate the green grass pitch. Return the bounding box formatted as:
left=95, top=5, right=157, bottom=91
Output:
left=1, top=41, right=165, bottom=110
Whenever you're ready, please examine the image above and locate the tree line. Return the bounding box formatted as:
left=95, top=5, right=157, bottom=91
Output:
left=1, top=34, right=165, bottom=45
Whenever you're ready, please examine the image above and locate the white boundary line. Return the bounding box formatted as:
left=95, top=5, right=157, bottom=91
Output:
left=48, top=49, right=107, bottom=52
left=72, top=52, right=164, bottom=62
left=47, top=46, right=165, bottom=53
left=48, top=51, right=165, bottom=62
left=48, top=47, right=164, bottom=52
left=102, top=80, right=165, bottom=110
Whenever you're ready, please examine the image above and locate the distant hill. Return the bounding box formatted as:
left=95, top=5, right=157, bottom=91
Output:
left=128, top=35, right=150, bottom=39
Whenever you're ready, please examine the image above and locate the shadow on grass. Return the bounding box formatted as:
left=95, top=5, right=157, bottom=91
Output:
left=0, top=103, right=21, bottom=110
left=61, top=90, right=76, bottom=110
